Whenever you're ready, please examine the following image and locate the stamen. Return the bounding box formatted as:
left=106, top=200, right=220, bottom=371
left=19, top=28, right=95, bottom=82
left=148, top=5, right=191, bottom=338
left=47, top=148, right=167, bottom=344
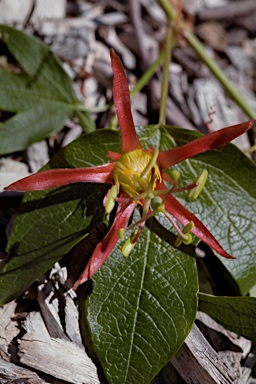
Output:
left=175, top=221, right=195, bottom=247
left=118, top=208, right=157, bottom=237
left=131, top=223, right=144, bottom=244
left=113, top=146, right=202, bottom=256
left=161, top=209, right=189, bottom=239
left=105, top=185, right=118, bottom=214
left=133, top=175, right=149, bottom=191
left=141, top=149, right=159, bottom=178
left=122, top=230, right=138, bottom=257
left=188, top=170, right=208, bottom=200
left=118, top=228, right=125, bottom=239
left=171, top=182, right=198, bottom=194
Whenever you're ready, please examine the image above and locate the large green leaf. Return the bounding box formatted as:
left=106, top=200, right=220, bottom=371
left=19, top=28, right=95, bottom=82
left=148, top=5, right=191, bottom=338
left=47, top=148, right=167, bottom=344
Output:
left=1, top=124, right=255, bottom=383
left=138, top=125, right=256, bottom=295
left=0, top=129, right=119, bottom=305
left=198, top=293, right=256, bottom=342
left=1, top=124, right=256, bottom=300
left=0, top=25, right=93, bottom=154
left=86, top=220, right=198, bottom=384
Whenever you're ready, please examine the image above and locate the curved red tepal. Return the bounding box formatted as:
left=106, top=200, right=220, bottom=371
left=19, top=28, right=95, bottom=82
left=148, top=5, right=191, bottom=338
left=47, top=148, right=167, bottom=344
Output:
left=110, top=49, right=142, bottom=153
left=5, top=163, right=115, bottom=191
left=157, top=120, right=255, bottom=170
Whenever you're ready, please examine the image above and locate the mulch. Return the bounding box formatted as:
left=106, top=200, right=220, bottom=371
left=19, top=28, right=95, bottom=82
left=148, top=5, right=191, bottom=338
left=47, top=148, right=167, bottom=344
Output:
left=0, top=0, right=256, bottom=383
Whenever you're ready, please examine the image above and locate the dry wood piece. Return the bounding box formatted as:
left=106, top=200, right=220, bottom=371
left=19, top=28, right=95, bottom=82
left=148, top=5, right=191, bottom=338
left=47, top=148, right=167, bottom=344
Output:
left=197, top=0, right=256, bottom=21
left=197, top=311, right=251, bottom=358
left=0, top=301, right=20, bottom=360
left=171, top=324, right=235, bottom=384
left=27, top=140, right=50, bottom=173
left=37, top=283, right=69, bottom=340
left=0, top=0, right=66, bottom=25
left=188, top=77, right=252, bottom=150
left=37, top=265, right=84, bottom=348
left=0, top=358, right=47, bottom=384
left=18, top=311, right=99, bottom=384
left=0, top=158, right=30, bottom=192
left=150, top=78, right=196, bottom=130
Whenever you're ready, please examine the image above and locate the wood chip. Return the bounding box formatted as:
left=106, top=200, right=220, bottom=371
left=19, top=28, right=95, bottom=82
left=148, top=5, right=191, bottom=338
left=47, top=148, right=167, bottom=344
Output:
left=171, top=324, right=235, bottom=384
left=0, top=301, right=19, bottom=360
left=0, top=357, right=47, bottom=384
left=0, top=0, right=66, bottom=25
left=37, top=268, right=83, bottom=347
left=0, top=158, right=30, bottom=192
left=18, top=312, right=99, bottom=384
left=197, top=0, right=256, bottom=21
left=37, top=283, right=69, bottom=340
left=197, top=311, right=252, bottom=358
left=188, top=77, right=252, bottom=150
left=27, top=141, right=50, bottom=173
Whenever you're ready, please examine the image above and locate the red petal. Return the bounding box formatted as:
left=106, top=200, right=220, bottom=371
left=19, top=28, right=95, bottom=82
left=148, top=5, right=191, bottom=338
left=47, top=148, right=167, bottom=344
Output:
left=5, top=162, right=115, bottom=191
left=110, top=49, right=142, bottom=152
left=157, top=182, right=234, bottom=259
left=73, top=197, right=136, bottom=287
left=158, top=120, right=255, bottom=170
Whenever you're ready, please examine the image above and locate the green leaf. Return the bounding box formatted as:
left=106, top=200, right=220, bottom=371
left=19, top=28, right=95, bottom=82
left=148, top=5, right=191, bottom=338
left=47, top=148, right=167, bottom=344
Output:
left=0, top=183, right=106, bottom=304
left=198, top=293, right=256, bottom=342
left=188, top=140, right=256, bottom=295
left=142, top=125, right=256, bottom=295
left=1, top=124, right=256, bottom=299
left=0, top=104, right=70, bottom=152
left=0, top=129, right=120, bottom=305
left=0, top=25, right=93, bottom=154
left=86, top=222, right=198, bottom=384
left=1, top=124, right=255, bottom=383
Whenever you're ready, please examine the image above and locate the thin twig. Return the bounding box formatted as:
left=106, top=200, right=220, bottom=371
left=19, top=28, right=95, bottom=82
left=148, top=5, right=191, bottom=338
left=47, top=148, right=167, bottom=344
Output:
left=158, top=0, right=256, bottom=120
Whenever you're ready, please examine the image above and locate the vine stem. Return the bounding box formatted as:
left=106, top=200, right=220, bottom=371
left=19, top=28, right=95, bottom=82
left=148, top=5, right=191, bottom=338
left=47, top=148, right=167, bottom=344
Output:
left=158, top=0, right=256, bottom=120
left=158, top=25, right=172, bottom=125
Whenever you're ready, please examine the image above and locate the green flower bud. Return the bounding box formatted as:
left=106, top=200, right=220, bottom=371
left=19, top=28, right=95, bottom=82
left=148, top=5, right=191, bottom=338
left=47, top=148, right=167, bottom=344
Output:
left=170, top=170, right=180, bottom=180
left=151, top=196, right=163, bottom=210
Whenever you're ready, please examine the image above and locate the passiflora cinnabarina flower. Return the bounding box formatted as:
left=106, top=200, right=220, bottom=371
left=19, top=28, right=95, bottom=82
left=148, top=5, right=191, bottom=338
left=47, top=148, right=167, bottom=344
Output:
left=5, top=49, right=255, bottom=288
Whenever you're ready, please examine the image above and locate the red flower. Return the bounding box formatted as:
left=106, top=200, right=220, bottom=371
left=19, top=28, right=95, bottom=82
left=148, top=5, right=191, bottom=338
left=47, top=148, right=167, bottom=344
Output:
left=5, top=49, right=254, bottom=288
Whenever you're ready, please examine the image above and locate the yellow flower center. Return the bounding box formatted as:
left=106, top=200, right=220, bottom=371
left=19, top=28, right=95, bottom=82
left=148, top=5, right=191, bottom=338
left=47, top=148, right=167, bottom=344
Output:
left=113, top=149, right=161, bottom=198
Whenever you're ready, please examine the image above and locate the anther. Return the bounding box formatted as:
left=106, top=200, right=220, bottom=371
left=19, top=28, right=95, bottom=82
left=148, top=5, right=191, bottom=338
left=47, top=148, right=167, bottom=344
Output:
left=141, top=149, right=159, bottom=178
left=118, top=228, right=125, bottom=239
left=121, top=230, right=138, bottom=257
left=188, top=170, right=208, bottom=200
left=175, top=221, right=194, bottom=247
left=105, top=185, right=118, bottom=214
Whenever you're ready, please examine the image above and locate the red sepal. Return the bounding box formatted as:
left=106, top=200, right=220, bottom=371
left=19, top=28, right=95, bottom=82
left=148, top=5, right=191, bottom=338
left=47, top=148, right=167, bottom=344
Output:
left=5, top=162, right=115, bottom=191
left=157, top=120, right=255, bottom=170
left=110, top=49, right=142, bottom=153
left=156, top=182, right=235, bottom=259
left=73, top=195, right=136, bottom=287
